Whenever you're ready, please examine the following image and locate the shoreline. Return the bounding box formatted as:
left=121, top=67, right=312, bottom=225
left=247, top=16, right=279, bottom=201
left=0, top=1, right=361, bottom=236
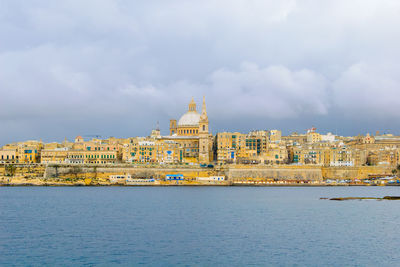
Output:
left=1, top=183, right=396, bottom=187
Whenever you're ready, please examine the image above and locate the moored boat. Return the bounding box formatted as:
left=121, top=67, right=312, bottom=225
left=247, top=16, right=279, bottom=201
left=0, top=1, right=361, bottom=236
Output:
left=126, top=177, right=158, bottom=185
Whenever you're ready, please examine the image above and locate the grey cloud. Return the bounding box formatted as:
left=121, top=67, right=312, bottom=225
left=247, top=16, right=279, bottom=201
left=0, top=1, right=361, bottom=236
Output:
left=1, top=0, right=400, bottom=144
left=206, top=63, right=329, bottom=118
left=332, top=62, right=400, bottom=117
left=115, top=62, right=329, bottom=120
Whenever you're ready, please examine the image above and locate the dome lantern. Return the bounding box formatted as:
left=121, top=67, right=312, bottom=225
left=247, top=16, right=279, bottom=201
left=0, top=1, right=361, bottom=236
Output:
left=188, top=97, right=197, bottom=112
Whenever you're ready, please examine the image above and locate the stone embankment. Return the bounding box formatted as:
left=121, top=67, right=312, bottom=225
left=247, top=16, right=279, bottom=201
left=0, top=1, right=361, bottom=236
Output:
left=227, top=165, right=323, bottom=182
left=0, top=163, right=396, bottom=186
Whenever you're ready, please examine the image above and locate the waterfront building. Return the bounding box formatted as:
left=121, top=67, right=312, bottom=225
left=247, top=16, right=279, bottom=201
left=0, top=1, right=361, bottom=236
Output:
left=214, top=130, right=288, bottom=165
left=366, top=148, right=399, bottom=166
left=329, top=146, right=354, bottom=166
left=41, top=148, right=69, bottom=164
left=262, top=144, right=289, bottom=165
left=0, top=141, right=43, bottom=164
left=156, top=140, right=182, bottom=164
left=214, top=132, right=246, bottom=164
left=0, top=149, right=18, bottom=164
left=289, top=145, right=322, bottom=165
left=66, top=150, right=118, bottom=164
left=165, top=97, right=213, bottom=164
left=17, top=141, right=43, bottom=164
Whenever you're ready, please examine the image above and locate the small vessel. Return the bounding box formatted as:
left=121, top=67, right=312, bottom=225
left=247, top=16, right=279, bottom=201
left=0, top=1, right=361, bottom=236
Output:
left=110, top=174, right=158, bottom=185
left=126, top=177, right=157, bottom=185
left=109, top=174, right=128, bottom=184
left=197, top=176, right=225, bottom=184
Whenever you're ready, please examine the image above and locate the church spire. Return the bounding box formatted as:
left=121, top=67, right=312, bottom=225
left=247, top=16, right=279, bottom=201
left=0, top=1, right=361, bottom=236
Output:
left=202, top=96, right=207, bottom=115
left=200, top=96, right=208, bottom=121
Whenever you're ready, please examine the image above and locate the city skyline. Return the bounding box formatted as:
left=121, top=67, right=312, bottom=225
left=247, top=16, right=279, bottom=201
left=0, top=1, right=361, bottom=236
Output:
left=0, top=95, right=397, bottom=146
left=3, top=97, right=400, bottom=169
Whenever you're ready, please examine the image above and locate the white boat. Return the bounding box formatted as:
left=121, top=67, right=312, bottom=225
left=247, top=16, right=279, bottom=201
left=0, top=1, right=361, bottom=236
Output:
left=126, top=177, right=157, bottom=185
left=196, top=176, right=225, bottom=184
left=109, top=174, right=128, bottom=184
left=110, top=174, right=158, bottom=185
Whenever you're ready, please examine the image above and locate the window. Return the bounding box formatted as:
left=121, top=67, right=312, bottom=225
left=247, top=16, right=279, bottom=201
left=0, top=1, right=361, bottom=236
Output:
left=203, top=125, right=205, bottom=131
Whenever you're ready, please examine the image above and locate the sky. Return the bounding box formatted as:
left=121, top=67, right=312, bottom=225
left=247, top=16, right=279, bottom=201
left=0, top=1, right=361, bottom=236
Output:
left=1, top=0, right=400, bottom=145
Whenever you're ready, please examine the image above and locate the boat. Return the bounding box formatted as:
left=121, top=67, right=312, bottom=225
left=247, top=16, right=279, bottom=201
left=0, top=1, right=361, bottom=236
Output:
left=126, top=177, right=157, bottom=185
left=109, top=174, right=128, bottom=184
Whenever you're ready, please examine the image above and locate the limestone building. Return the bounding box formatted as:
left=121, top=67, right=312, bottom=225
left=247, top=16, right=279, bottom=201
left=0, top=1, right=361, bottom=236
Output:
left=167, top=97, right=213, bottom=164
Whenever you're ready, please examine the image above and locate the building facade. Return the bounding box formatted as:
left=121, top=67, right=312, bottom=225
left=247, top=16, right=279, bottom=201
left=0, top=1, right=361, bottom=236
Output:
left=167, top=97, right=213, bottom=164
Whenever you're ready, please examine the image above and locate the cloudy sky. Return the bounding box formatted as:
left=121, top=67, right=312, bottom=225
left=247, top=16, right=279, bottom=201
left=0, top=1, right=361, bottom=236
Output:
left=1, top=0, right=400, bottom=145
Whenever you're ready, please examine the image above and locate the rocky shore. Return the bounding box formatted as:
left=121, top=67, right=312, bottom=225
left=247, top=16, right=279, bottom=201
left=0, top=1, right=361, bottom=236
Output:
left=322, top=196, right=400, bottom=201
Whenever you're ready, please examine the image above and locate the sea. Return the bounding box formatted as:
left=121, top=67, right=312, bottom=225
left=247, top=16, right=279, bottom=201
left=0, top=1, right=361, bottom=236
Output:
left=1, top=186, right=400, bottom=266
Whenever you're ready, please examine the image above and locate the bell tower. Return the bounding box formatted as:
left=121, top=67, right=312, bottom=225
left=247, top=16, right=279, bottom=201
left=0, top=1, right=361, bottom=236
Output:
left=199, top=96, right=210, bottom=164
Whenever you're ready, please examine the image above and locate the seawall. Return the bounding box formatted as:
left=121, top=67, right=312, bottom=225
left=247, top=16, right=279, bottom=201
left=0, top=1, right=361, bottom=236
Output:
left=0, top=163, right=396, bottom=185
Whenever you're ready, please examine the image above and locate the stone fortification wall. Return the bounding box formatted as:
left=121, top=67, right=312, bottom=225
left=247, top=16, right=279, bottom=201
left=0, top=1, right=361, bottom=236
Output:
left=0, top=164, right=45, bottom=178
left=322, top=166, right=393, bottom=180
left=0, top=164, right=47, bottom=185
left=44, top=164, right=219, bottom=181
left=1, top=164, right=397, bottom=185
left=226, top=165, right=395, bottom=181
left=226, top=165, right=323, bottom=181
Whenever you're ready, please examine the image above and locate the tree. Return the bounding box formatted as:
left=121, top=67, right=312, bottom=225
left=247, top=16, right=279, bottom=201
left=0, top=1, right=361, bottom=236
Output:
left=5, top=164, right=16, bottom=177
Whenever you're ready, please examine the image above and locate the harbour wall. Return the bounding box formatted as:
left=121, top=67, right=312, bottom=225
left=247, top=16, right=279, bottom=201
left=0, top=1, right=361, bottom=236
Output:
left=227, top=165, right=394, bottom=181
left=43, top=165, right=217, bottom=182
left=322, top=166, right=393, bottom=180
left=226, top=165, right=323, bottom=181
left=0, top=164, right=396, bottom=185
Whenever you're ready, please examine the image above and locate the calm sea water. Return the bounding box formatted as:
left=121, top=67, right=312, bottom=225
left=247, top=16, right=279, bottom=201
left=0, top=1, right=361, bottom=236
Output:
left=1, top=186, right=400, bottom=266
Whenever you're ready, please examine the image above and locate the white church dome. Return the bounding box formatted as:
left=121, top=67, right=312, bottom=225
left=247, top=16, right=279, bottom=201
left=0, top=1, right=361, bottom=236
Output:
left=178, top=111, right=201, bottom=126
